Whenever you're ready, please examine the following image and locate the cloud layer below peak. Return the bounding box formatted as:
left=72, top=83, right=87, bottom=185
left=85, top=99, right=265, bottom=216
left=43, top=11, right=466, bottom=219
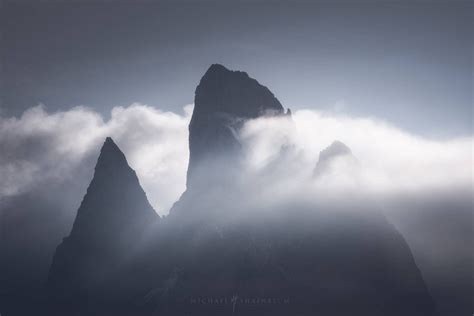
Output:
left=0, top=103, right=472, bottom=215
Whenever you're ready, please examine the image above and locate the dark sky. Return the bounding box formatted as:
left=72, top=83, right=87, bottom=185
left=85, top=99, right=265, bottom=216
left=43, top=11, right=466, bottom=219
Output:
left=1, top=0, right=472, bottom=137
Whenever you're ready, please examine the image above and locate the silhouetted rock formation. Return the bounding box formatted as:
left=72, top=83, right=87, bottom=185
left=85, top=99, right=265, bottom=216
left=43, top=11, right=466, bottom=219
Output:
left=153, top=207, right=436, bottom=316
left=43, top=65, right=436, bottom=316
left=187, top=64, right=285, bottom=187
left=319, top=140, right=352, bottom=162
left=171, top=64, right=288, bottom=217
left=314, top=140, right=354, bottom=176
left=48, top=137, right=158, bottom=309
left=166, top=66, right=434, bottom=316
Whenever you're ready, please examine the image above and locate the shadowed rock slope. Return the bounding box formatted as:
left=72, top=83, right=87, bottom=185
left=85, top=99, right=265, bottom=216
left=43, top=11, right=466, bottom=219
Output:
left=47, top=137, right=158, bottom=309
left=44, top=65, right=436, bottom=316
left=187, top=64, right=287, bottom=187
left=165, top=65, right=435, bottom=316
left=314, top=140, right=355, bottom=176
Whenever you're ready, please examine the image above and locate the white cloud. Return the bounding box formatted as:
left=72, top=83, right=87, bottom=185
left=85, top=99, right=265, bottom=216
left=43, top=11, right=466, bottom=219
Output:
left=0, top=104, right=191, bottom=214
left=241, top=110, right=473, bottom=199
left=1, top=103, right=470, bottom=312
left=106, top=104, right=191, bottom=214
left=0, top=104, right=471, bottom=216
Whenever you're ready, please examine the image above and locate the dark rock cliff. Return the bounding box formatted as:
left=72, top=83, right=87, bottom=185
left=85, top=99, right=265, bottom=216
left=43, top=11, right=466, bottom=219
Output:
left=47, top=137, right=158, bottom=308
left=44, top=65, right=436, bottom=316
left=187, top=64, right=285, bottom=187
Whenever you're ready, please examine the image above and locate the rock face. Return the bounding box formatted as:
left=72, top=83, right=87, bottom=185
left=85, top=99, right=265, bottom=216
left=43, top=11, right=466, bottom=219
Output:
left=187, top=64, right=285, bottom=187
left=314, top=140, right=355, bottom=176
left=44, top=66, right=436, bottom=316
left=47, top=138, right=158, bottom=306
left=165, top=66, right=435, bottom=316
left=318, top=140, right=352, bottom=163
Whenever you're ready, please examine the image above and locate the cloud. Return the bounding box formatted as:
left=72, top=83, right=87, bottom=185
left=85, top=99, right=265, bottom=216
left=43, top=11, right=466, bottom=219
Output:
left=237, top=111, right=472, bottom=315
left=0, top=103, right=471, bottom=216
left=240, top=110, right=472, bottom=198
left=1, top=103, right=471, bottom=315
left=0, top=104, right=191, bottom=214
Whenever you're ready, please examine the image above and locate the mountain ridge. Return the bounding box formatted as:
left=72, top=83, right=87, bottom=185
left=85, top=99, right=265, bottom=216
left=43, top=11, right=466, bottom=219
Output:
left=45, top=64, right=436, bottom=316
left=48, top=137, right=158, bottom=305
left=186, top=64, right=287, bottom=189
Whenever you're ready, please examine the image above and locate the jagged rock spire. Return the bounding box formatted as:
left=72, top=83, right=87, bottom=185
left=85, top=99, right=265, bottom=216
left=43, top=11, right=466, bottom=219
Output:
left=69, top=137, right=158, bottom=243
left=187, top=64, right=285, bottom=186
left=318, top=140, right=352, bottom=164
left=48, top=137, right=158, bottom=298
left=193, top=64, right=284, bottom=118
left=314, top=140, right=354, bottom=176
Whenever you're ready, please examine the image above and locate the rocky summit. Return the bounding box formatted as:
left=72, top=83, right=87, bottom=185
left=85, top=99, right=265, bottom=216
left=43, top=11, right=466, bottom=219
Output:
left=47, top=137, right=158, bottom=309
left=43, top=65, right=436, bottom=316
left=187, top=64, right=287, bottom=187
left=314, top=140, right=355, bottom=176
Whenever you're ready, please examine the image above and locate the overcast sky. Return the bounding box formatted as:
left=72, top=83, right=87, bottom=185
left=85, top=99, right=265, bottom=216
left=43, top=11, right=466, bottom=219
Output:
left=0, top=3, right=472, bottom=314
left=1, top=0, right=472, bottom=138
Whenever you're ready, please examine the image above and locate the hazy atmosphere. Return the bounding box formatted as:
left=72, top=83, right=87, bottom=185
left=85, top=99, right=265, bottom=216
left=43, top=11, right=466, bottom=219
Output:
left=0, top=1, right=472, bottom=316
left=1, top=1, right=472, bottom=137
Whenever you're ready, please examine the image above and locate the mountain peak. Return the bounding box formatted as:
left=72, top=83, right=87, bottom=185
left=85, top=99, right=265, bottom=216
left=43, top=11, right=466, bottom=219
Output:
left=67, top=137, right=158, bottom=240
left=204, top=63, right=231, bottom=75
left=319, top=140, right=352, bottom=163
left=94, top=137, right=129, bottom=173
left=48, top=137, right=158, bottom=299
left=100, top=136, right=121, bottom=156
left=184, top=65, right=286, bottom=187
left=314, top=140, right=354, bottom=176
left=104, top=136, right=115, bottom=145
left=194, top=64, right=284, bottom=118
